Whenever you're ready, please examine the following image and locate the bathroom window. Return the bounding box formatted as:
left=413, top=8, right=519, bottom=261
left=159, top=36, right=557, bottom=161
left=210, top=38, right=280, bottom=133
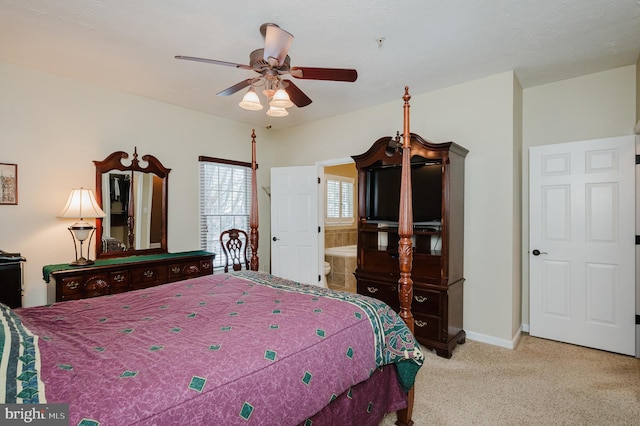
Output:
left=325, top=174, right=354, bottom=226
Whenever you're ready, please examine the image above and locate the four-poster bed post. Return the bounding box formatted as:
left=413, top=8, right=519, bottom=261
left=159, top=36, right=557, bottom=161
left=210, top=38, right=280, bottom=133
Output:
left=396, top=86, right=416, bottom=426
left=249, top=129, right=259, bottom=271
left=397, top=86, right=415, bottom=332
left=244, top=88, right=418, bottom=425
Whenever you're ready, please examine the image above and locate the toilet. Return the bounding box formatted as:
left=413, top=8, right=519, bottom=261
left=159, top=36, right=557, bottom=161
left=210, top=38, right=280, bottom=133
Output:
left=323, top=261, right=331, bottom=286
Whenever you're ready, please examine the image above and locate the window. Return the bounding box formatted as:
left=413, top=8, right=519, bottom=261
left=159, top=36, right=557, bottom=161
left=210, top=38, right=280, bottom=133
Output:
left=199, top=157, right=251, bottom=269
left=325, top=174, right=354, bottom=225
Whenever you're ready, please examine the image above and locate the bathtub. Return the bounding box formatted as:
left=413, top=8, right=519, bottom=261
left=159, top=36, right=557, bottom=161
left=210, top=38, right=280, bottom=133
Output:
left=324, top=244, right=357, bottom=257
left=324, top=245, right=357, bottom=292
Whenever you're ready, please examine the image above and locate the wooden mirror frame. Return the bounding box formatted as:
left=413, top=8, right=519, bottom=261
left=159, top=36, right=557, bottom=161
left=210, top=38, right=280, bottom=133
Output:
left=94, top=148, right=171, bottom=259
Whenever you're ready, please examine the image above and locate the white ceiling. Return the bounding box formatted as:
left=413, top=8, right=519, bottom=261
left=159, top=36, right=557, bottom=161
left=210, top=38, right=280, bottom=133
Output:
left=1, top=0, right=639, bottom=130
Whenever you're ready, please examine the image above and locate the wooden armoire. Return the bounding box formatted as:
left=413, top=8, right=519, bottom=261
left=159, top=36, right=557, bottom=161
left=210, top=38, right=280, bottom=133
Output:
left=352, top=133, right=468, bottom=358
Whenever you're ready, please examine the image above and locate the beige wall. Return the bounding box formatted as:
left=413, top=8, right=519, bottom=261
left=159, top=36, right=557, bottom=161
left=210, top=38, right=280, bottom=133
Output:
left=276, top=72, right=522, bottom=345
left=273, top=66, right=637, bottom=345
left=1, top=57, right=636, bottom=348
left=637, top=54, right=640, bottom=125
left=512, top=77, right=524, bottom=338
left=521, top=65, right=637, bottom=327
left=0, top=60, right=276, bottom=307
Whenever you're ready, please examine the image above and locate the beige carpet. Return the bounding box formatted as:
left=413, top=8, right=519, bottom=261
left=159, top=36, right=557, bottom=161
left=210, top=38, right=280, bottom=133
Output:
left=380, top=334, right=640, bottom=425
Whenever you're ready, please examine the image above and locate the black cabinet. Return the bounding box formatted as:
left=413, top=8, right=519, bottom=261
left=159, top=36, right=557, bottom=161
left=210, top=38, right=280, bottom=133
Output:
left=0, top=251, right=26, bottom=308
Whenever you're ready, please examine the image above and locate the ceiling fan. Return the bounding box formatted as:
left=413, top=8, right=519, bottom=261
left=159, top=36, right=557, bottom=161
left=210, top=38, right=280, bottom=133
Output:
left=175, top=23, right=358, bottom=112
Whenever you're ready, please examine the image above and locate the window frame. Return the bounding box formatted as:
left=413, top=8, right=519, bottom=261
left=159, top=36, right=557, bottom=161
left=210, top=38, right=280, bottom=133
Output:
left=324, top=173, right=355, bottom=226
left=199, top=156, right=252, bottom=270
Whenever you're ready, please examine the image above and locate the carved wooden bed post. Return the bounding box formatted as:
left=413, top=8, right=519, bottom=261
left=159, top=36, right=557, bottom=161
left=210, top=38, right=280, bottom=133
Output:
left=396, top=87, right=415, bottom=426
left=249, top=129, right=260, bottom=271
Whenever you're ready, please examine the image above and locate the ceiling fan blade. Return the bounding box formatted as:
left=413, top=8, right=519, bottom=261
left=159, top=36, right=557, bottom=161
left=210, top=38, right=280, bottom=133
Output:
left=216, top=79, right=253, bottom=96
left=175, top=55, right=253, bottom=70
left=262, top=24, right=294, bottom=67
left=290, top=67, right=358, bottom=82
left=282, top=79, right=312, bottom=107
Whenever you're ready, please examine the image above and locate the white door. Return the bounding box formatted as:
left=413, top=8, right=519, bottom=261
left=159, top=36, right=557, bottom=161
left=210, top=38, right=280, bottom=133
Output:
left=529, top=136, right=635, bottom=355
left=270, top=166, right=320, bottom=286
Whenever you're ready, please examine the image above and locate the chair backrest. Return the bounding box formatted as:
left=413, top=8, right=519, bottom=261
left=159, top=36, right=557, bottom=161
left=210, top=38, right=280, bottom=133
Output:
left=219, top=228, right=249, bottom=273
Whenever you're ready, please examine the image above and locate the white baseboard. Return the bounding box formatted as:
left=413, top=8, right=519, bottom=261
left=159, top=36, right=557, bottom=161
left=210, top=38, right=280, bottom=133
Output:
left=465, top=327, right=523, bottom=350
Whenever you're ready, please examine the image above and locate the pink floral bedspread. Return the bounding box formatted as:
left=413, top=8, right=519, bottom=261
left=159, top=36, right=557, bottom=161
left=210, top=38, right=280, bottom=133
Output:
left=13, top=271, right=422, bottom=425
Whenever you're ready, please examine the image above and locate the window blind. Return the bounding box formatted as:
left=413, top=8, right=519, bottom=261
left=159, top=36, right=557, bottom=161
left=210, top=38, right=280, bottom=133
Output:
left=199, top=157, right=252, bottom=269
left=325, top=174, right=354, bottom=225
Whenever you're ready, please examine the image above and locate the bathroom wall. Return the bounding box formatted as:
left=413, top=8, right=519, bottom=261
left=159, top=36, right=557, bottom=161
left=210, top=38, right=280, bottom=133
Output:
left=323, top=163, right=357, bottom=248
left=324, top=228, right=357, bottom=249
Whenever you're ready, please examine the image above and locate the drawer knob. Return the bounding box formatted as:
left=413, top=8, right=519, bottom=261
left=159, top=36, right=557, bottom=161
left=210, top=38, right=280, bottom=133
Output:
left=366, top=286, right=379, bottom=293
left=414, top=295, right=428, bottom=303
left=415, top=320, right=428, bottom=328
left=144, top=270, right=154, bottom=278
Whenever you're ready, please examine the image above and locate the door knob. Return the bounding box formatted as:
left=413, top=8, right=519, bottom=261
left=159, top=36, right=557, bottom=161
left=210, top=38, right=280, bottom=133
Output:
left=272, top=236, right=279, bottom=242
left=532, top=249, right=548, bottom=256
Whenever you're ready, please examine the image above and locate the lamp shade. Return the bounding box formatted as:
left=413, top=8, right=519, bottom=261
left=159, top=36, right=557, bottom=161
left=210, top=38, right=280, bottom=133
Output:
left=266, top=106, right=289, bottom=117
left=58, top=188, right=106, bottom=219
left=239, top=87, right=264, bottom=111
left=269, top=88, right=294, bottom=108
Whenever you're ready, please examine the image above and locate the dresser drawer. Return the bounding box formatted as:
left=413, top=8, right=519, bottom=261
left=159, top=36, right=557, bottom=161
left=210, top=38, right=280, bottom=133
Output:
left=130, top=265, right=167, bottom=289
left=412, top=288, right=441, bottom=315
left=357, top=279, right=399, bottom=311
left=412, top=312, right=441, bottom=342
left=109, top=270, right=130, bottom=293
left=59, top=276, right=84, bottom=300
left=60, top=273, right=110, bottom=301
left=83, top=274, right=110, bottom=299
left=168, top=259, right=212, bottom=281
left=199, top=258, right=213, bottom=274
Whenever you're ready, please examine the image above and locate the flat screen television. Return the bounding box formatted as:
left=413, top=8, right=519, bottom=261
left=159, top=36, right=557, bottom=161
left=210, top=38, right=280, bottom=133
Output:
left=365, top=162, right=442, bottom=224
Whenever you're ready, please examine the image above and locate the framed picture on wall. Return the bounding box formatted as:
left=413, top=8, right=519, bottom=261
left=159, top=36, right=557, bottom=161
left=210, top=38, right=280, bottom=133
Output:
left=0, top=163, right=18, bottom=205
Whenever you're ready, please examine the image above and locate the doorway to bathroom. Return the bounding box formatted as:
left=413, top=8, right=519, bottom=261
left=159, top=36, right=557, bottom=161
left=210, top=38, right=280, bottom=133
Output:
left=321, top=160, right=358, bottom=293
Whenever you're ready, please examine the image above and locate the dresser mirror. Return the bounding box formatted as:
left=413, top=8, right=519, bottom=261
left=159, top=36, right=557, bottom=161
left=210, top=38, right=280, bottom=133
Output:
left=94, top=148, right=171, bottom=259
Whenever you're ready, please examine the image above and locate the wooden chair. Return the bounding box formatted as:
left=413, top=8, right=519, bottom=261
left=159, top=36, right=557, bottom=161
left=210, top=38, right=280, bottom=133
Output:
left=220, top=228, right=249, bottom=273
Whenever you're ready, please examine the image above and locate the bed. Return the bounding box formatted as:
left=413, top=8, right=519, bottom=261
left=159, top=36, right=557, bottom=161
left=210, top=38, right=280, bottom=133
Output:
left=1, top=88, right=421, bottom=425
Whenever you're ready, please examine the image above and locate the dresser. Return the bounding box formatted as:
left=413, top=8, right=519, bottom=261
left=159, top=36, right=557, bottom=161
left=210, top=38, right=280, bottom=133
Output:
left=44, top=251, right=215, bottom=302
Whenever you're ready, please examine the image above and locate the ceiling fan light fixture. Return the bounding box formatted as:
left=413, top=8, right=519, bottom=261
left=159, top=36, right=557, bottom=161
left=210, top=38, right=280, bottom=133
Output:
left=175, top=23, right=357, bottom=119
left=262, top=88, right=276, bottom=98
left=239, top=87, right=263, bottom=111
left=270, top=88, right=294, bottom=108
left=266, top=106, right=289, bottom=117
left=263, top=24, right=294, bottom=66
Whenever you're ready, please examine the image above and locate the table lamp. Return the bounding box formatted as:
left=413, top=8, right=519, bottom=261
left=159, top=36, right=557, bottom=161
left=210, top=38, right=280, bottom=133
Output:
left=58, top=188, right=106, bottom=266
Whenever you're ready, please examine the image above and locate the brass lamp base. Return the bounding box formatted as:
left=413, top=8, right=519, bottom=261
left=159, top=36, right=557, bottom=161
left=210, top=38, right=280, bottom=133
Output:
left=69, top=257, right=95, bottom=266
